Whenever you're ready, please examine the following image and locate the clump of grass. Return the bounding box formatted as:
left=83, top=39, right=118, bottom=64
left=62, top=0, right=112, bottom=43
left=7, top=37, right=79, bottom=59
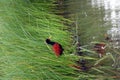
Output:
left=0, top=0, right=74, bottom=80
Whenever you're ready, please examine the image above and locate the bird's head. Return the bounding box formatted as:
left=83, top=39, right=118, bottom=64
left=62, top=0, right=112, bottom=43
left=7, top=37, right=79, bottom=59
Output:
left=46, top=39, right=51, bottom=44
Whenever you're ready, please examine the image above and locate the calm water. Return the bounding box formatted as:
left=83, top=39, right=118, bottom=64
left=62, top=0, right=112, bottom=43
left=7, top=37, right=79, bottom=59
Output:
left=65, top=0, right=120, bottom=48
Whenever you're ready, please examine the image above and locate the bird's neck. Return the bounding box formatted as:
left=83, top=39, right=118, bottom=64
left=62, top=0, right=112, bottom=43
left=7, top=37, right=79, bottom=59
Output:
left=47, top=41, right=55, bottom=45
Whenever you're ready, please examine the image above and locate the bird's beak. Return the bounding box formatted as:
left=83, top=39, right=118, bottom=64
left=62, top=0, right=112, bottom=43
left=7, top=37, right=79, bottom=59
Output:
left=104, top=34, right=108, bottom=37
left=49, top=35, right=52, bottom=39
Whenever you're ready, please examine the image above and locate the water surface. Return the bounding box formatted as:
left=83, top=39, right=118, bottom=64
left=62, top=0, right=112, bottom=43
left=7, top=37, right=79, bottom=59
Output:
left=66, top=0, right=120, bottom=48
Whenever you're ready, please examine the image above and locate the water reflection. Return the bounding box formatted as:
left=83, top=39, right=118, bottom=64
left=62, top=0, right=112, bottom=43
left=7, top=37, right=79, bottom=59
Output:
left=91, top=0, right=120, bottom=48
left=91, top=0, right=120, bottom=27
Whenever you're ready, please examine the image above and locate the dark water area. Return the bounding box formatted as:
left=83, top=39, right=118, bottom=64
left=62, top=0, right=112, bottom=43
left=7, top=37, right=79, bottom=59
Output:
left=60, top=0, right=120, bottom=49
left=53, top=0, right=70, bottom=18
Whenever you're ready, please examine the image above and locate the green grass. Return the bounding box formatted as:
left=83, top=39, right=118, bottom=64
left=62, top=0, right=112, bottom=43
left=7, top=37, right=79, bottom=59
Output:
left=0, top=0, right=120, bottom=80
left=0, top=0, right=74, bottom=80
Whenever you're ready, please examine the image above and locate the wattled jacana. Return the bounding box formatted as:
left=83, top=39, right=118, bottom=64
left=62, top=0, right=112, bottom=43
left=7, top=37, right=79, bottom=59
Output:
left=45, top=39, right=64, bottom=57
left=71, top=59, right=89, bottom=71
left=94, top=43, right=106, bottom=57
